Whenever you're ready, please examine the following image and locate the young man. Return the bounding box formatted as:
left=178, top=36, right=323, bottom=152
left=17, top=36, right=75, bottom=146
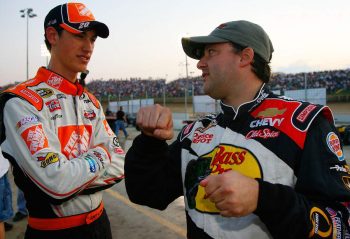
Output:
left=0, top=3, right=124, bottom=239
left=125, top=20, right=350, bottom=238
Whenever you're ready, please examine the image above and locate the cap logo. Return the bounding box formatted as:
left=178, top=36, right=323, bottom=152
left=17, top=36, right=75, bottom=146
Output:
left=76, top=4, right=93, bottom=18
left=217, top=23, right=227, bottom=29
left=67, top=3, right=95, bottom=23
left=47, top=19, right=57, bottom=26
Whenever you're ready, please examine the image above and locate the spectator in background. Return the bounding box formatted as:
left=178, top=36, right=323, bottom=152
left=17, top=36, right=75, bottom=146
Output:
left=0, top=146, right=14, bottom=238
left=105, top=108, right=116, bottom=132
left=115, top=106, right=129, bottom=138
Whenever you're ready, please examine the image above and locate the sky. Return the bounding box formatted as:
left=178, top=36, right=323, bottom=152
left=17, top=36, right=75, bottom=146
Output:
left=1, top=0, right=350, bottom=86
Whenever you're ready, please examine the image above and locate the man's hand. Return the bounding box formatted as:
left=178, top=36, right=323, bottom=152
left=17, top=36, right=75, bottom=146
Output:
left=200, top=170, right=259, bottom=217
left=137, top=104, right=174, bottom=140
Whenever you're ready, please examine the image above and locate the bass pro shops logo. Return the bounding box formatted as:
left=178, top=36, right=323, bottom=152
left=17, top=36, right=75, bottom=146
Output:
left=184, top=144, right=262, bottom=213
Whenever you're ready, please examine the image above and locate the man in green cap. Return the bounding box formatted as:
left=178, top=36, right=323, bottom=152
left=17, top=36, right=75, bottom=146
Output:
left=125, top=20, right=350, bottom=238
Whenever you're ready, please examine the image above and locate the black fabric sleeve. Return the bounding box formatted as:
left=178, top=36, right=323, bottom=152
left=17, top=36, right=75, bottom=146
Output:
left=124, top=133, right=183, bottom=210
left=255, top=116, right=350, bottom=238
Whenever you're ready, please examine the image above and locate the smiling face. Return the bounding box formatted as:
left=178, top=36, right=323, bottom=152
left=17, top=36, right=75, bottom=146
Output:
left=46, top=27, right=97, bottom=82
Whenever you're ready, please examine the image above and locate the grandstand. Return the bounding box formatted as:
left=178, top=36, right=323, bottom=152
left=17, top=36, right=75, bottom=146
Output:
left=1, top=68, right=349, bottom=100
left=1, top=68, right=349, bottom=122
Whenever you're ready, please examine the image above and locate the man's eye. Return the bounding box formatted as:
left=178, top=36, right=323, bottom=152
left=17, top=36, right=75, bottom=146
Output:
left=208, top=49, right=215, bottom=55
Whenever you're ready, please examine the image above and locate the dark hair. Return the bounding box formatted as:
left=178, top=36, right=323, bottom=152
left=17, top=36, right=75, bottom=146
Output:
left=231, top=42, right=271, bottom=83
left=44, top=27, right=63, bottom=51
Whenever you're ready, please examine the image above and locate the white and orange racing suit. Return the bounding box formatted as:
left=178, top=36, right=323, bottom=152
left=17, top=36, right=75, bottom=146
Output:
left=0, top=67, right=124, bottom=232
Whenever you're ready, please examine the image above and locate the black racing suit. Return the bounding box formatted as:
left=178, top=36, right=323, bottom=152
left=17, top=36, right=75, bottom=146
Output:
left=125, top=86, right=350, bottom=239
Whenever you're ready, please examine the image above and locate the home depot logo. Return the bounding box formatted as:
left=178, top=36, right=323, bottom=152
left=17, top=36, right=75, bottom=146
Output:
left=58, top=125, right=92, bottom=159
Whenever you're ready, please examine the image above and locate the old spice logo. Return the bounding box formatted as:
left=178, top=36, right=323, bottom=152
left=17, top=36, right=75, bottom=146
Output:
left=193, top=132, right=213, bottom=144
left=327, top=132, right=344, bottom=161
left=256, top=107, right=286, bottom=118
left=60, top=126, right=92, bottom=159
left=47, top=75, right=63, bottom=89
left=46, top=99, right=61, bottom=112
left=246, top=128, right=280, bottom=139
left=21, top=125, right=49, bottom=155
left=297, top=104, right=317, bottom=122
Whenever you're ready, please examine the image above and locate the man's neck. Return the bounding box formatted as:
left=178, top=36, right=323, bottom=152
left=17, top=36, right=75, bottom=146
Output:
left=223, top=78, right=263, bottom=109
left=47, top=63, right=78, bottom=83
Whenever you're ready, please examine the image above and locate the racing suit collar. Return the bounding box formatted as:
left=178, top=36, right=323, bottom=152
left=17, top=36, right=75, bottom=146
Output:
left=35, top=67, right=84, bottom=96
left=220, top=83, right=269, bottom=120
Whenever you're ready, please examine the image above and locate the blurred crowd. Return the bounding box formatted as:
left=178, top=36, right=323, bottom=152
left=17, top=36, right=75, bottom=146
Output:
left=86, top=68, right=350, bottom=99
left=1, top=68, right=349, bottom=99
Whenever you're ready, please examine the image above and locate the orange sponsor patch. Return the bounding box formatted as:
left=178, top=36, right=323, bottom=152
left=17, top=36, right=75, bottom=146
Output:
left=21, top=124, right=49, bottom=155
left=58, top=125, right=92, bottom=159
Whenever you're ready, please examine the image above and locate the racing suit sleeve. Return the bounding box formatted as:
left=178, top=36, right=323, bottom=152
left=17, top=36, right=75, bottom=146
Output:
left=2, top=97, right=121, bottom=203
left=255, top=115, right=350, bottom=238
left=83, top=101, right=125, bottom=192
left=125, top=133, right=183, bottom=210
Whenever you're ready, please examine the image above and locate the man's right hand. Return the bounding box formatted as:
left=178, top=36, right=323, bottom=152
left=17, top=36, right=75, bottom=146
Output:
left=136, top=104, right=174, bottom=140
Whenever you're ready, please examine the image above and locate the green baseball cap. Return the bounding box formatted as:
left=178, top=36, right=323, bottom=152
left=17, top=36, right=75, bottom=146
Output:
left=181, top=20, right=274, bottom=62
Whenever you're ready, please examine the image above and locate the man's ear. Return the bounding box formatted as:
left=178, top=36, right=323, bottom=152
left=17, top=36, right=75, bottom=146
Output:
left=239, top=47, right=254, bottom=67
left=45, top=27, right=59, bottom=46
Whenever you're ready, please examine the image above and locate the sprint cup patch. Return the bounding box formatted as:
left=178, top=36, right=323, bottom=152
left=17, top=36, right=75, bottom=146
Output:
left=327, top=132, right=344, bottom=161
left=309, top=207, right=332, bottom=238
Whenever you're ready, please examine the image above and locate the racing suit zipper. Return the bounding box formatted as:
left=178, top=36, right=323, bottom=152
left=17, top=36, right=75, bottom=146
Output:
left=73, top=96, right=82, bottom=156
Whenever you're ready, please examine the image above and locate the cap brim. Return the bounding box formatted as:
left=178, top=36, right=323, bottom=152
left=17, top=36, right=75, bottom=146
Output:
left=89, top=21, right=109, bottom=38
left=181, top=36, right=229, bottom=60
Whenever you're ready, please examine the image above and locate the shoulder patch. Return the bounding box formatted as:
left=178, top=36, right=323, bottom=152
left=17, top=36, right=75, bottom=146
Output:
left=251, top=98, right=332, bottom=149
left=84, top=90, right=100, bottom=109
left=4, top=79, right=43, bottom=111
left=292, top=103, right=333, bottom=131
